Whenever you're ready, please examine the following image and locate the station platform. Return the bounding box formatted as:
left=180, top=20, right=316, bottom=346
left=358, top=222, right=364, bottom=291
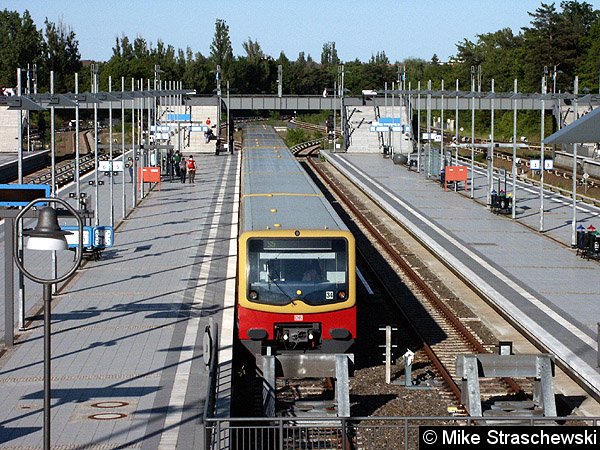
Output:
left=0, top=151, right=240, bottom=448
left=324, top=151, right=600, bottom=399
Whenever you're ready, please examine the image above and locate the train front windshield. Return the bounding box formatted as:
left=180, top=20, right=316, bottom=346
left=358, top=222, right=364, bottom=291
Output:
left=247, top=238, right=348, bottom=306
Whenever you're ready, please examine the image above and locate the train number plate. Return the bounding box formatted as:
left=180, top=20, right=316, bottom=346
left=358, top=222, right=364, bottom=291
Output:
left=326, top=291, right=334, bottom=300
left=294, top=315, right=303, bottom=321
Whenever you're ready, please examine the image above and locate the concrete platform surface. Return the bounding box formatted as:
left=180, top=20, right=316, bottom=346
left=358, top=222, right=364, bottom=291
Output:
left=0, top=151, right=239, bottom=448
left=324, top=151, right=600, bottom=399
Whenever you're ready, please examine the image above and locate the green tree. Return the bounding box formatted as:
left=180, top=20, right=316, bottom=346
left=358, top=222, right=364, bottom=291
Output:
left=0, top=9, right=44, bottom=87
left=320, top=41, right=339, bottom=66
left=369, top=51, right=389, bottom=65
left=210, top=18, right=233, bottom=77
left=579, top=16, right=600, bottom=91
left=43, top=18, right=81, bottom=92
left=242, top=37, right=264, bottom=62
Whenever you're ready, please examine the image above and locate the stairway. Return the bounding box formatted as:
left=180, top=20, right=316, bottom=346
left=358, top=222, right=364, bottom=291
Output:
left=345, top=106, right=380, bottom=153
left=0, top=106, right=21, bottom=153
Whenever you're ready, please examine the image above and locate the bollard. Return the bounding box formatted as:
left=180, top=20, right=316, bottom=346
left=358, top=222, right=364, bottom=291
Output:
left=403, top=349, right=415, bottom=387
left=379, top=325, right=397, bottom=384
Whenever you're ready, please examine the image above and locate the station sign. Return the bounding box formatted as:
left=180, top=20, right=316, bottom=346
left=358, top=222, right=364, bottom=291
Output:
left=154, top=132, right=171, bottom=140
left=544, top=159, right=554, bottom=170
left=98, top=160, right=124, bottom=172
left=370, top=125, right=391, bottom=132
left=167, top=113, right=191, bottom=121
left=190, top=125, right=209, bottom=132
left=422, top=133, right=441, bottom=142
left=0, top=184, right=50, bottom=207
left=379, top=117, right=402, bottom=125
left=530, top=159, right=541, bottom=170
left=61, top=225, right=93, bottom=248
left=93, top=226, right=114, bottom=248
left=150, top=125, right=170, bottom=132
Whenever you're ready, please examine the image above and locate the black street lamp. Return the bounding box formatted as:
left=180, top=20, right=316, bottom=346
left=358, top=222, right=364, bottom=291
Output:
left=13, top=197, right=83, bottom=450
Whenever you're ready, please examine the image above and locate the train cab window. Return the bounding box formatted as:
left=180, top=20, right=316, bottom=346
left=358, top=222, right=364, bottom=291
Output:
left=247, top=238, right=348, bottom=306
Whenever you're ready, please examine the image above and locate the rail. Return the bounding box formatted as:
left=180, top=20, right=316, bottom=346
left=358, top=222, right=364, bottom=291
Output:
left=290, top=138, right=326, bottom=155
left=452, top=153, right=600, bottom=208
left=203, top=318, right=220, bottom=449
left=309, top=157, right=523, bottom=404
left=205, top=416, right=600, bottom=450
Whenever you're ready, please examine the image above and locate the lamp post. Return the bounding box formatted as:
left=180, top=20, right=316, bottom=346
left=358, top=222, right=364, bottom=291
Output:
left=417, top=80, right=421, bottom=173
left=540, top=69, right=548, bottom=232
left=470, top=66, right=476, bottom=199
left=91, top=64, right=99, bottom=227
left=13, top=197, right=83, bottom=450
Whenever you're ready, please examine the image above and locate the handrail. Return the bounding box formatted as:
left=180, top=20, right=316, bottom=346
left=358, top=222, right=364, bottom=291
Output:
left=203, top=318, right=219, bottom=449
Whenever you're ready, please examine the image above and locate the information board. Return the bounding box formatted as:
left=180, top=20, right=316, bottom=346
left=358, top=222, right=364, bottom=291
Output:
left=61, top=225, right=93, bottom=248
left=99, top=160, right=124, bottom=172
left=93, top=226, right=114, bottom=248
left=0, top=184, right=50, bottom=207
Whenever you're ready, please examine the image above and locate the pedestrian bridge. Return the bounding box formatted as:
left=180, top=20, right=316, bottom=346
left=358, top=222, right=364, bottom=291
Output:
left=186, top=93, right=597, bottom=111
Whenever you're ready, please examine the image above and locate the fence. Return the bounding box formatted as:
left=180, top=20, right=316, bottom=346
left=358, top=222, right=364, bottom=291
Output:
left=204, top=416, right=600, bottom=450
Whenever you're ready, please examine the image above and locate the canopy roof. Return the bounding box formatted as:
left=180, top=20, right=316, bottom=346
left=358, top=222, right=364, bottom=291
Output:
left=544, top=107, right=600, bottom=144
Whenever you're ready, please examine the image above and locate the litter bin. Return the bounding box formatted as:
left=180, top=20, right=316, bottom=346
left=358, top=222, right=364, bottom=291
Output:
left=590, top=234, right=600, bottom=258
left=490, top=189, right=498, bottom=210
left=392, top=154, right=408, bottom=165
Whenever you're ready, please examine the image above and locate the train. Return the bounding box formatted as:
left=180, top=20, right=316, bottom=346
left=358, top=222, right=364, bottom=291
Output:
left=237, top=124, right=356, bottom=355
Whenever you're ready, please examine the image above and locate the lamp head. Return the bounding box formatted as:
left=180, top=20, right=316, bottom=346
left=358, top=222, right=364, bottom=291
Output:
left=23, top=206, right=71, bottom=251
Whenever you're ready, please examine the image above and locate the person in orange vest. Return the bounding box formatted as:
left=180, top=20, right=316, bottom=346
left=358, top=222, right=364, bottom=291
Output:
left=186, top=155, right=197, bottom=184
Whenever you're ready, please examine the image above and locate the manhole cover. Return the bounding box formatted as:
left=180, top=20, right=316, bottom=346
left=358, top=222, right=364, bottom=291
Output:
left=89, top=412, right=128, bottom=420
left=91, top=401, right=129, bottom=409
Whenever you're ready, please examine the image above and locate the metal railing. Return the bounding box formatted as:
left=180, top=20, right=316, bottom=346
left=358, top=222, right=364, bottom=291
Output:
left=204, top=416, right=600, bottom=450
left=203, top=318, right=220, bottom=449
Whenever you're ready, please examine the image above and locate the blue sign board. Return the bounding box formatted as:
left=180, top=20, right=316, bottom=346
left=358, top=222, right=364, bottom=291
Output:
left=167, top=113, right=191, bottom=122
left=93, top=226, right=114, bottom=248
left=379, top=117, right=402, bottom=125
left=0, top=184, right=50, bottom=207
left=62, top=226, right=93, bottom=248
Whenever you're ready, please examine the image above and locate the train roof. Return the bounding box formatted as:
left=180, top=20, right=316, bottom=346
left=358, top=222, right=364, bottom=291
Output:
left=241, top=124, right=348, bottom=233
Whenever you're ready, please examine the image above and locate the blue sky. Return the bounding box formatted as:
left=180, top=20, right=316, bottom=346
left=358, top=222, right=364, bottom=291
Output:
left=6, top=1, right=600, bottom=62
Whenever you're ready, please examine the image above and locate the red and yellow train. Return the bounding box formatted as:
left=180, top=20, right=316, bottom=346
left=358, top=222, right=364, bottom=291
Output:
left=237, top=124, right=356, bottom=355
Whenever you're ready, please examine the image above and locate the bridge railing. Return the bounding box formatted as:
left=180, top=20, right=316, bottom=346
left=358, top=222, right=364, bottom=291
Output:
left=204, top=416, right=600, bottom=450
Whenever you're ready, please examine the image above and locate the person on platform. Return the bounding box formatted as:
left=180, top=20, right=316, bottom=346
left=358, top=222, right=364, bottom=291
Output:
left=187, top=155, right=197, bottom=184
left=127, top=157, right=133, bottom=183
left=179, top=158, right=187, bottom=183
left=173, top=150, right=182, bottom=178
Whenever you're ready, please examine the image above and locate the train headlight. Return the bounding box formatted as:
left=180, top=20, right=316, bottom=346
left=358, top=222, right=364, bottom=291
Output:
left=337, top=290, right=347, bottom=300
left=308, top=331, right=314, bottom=340
left=283, top=331, right=289, bottom=341
left=249, top=290, right=259, bottom=301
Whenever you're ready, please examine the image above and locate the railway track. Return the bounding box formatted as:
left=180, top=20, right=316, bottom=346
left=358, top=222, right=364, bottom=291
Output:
left=425, top=126, right=600, bottom=193
left=18, top=152, right=115, bottom=188
left=304, top=155, right=531, bottom=416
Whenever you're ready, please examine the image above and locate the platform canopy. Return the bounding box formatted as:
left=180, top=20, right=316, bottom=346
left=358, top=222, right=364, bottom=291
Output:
left=544, top=106, right=600, bottom=144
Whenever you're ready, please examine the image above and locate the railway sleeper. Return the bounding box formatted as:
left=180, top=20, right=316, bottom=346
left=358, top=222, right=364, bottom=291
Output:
left=259, top=353, right=354, bottom=420
left=456, top=353, right=556, bottom=418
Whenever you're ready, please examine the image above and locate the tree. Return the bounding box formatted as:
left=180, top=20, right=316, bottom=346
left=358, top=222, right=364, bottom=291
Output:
left=0, top=9, right=44, bottom=87
left=242, top=37, right=264, bottom=62
left=321, top=41, right=339, bottom=66
left=210, top=19, right=233, bottom=77
left=579, top=15, right=600, bottom=90
left=369, top=51, right=389, bottom=65
left=43, top=18, right=81, bottom=92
